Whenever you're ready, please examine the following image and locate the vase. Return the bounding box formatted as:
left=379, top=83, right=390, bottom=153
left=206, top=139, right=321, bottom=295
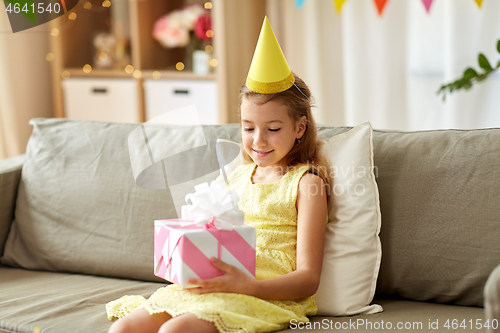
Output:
left=192, top=50, right=210, bottom=75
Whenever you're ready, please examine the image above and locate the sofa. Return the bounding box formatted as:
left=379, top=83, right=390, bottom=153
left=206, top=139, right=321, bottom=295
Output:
left=1, top=118, right=499, bottom=333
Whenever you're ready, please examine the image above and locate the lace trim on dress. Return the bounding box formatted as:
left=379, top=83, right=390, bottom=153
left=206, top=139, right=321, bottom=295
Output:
left=106, top=295, right=147, bottom=321
left=140, top=302, right=288, bottom=333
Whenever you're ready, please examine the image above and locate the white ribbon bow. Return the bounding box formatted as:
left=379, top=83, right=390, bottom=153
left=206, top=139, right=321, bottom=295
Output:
left=181, top=180, right=244, bottom=230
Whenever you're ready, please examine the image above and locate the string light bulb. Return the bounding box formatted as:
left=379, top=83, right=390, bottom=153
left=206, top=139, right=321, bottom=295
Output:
left=133, top=70, right=142, bottom=79
left=176, top=62, right=185, bottom=71
left=152, top=71, right=161, bottom=79
left=210, top=59, right=218, bottom=68
left=46, top=53, right=55, bottom=61
left=83, top=64, right=92, bottom=73
left=98, top=52, right=108, bottom=62
left=124, top=65, right=134, bottom=74
left=102, top=0, right=111, bottom=7
left=83, top=2, right=92, bottom=9
left=204, top=2, right=212, bottom=9
left=51, top=28, right=59, bottom=37
left=68, top=12, right=77, bottom=20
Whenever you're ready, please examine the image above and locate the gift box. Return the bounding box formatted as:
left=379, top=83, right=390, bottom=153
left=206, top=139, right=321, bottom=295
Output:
left=154, top=181, right=256, bottom=288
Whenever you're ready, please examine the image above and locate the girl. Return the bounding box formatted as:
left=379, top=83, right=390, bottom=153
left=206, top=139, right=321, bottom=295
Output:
left=107, top=74, right=332, bottom=333
left=107, top=17, right=332, bottom=333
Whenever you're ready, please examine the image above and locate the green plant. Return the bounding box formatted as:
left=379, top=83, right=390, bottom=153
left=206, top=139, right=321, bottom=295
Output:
left=437, top=39, right=500, bottom=101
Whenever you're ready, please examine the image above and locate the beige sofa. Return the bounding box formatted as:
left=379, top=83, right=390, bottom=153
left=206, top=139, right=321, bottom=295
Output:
left=1, top=118, right=499, bottom=333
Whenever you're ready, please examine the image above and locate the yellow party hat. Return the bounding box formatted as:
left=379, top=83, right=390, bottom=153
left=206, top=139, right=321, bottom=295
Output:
left=246, top=17, right=295, bottom=94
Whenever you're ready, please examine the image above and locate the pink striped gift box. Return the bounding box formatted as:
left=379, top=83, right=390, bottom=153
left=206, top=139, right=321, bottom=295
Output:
left=154, top=219, right=256, bottom=288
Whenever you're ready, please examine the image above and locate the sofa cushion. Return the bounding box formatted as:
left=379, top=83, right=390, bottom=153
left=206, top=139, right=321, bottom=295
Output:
left=0, top=267, right=164, bottom=333
left=315, top=122, right=382, bottom=316
left=308, top=299, right=484, bottom=332
left=0, top=154, right=25, bottom=262
left=372, top=127, right=500, bottom=307
left=0, top=267, right=484, bottom=333
left=1, top=118, right=241, bottom=281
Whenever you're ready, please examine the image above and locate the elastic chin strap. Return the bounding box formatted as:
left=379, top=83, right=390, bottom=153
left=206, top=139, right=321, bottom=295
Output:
left=290, top=81, right=310, bottom=102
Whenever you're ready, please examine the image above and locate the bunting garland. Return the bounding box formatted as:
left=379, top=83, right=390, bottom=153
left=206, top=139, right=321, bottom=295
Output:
left=295, top=0, right=307, bottom=10
left=422, top=0, right=434, bottom=13
left=294, top=0, right=486, bottom=15
left=332, top=0, right=347, bottom=14
left=373, top=0, right=389, bottom=16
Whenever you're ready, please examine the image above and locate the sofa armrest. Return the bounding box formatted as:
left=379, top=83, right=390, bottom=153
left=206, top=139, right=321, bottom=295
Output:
left=0, top=154, right=25, bottom=261
left=485, top=263, right=500, bottom=333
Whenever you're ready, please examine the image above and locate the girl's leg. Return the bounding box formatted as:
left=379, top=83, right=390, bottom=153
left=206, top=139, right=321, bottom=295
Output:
left=108, top=309, right=172, bottom=333
left=158, top=313, right=219, bottom=333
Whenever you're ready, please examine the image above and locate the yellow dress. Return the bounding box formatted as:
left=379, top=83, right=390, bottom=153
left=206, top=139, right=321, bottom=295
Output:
left=106, top=162, right=317, bottom=333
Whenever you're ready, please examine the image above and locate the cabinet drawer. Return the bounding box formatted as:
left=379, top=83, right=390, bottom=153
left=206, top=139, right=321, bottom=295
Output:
left=144, top=79, right=219, bottom=124
left=62, top=78, right=139, bottom=123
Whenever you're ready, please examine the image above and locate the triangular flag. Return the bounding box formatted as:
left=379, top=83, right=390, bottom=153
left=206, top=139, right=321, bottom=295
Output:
left=373, top=0, right=389, bottom=16
left=474, top=0, right=483, bottom=8
left=422, top=0, right=434, bottom=13
left=295, top=0, right=307, bottom=9
left=333, top=0, right=348, bottom=14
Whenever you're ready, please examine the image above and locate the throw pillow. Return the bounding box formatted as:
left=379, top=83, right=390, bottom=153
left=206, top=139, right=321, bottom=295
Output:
left=314, top=121, right=383, bottom=316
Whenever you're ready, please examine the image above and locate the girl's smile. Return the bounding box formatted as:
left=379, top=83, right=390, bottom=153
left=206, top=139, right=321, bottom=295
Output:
left=252, top=149, right=273, bottom=157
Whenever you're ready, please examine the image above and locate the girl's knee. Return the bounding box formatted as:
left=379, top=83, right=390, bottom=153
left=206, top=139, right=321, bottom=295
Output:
left=108, top=309, right=172, bottom=333
left=158, top=314, right=218, bottom=333
left=108, top=318, right=131, bottom=333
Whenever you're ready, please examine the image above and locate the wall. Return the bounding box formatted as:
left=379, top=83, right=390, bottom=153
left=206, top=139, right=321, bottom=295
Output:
left=0, top=4, right=53, bottom=159
left=267, top=0, right=345, bottom=127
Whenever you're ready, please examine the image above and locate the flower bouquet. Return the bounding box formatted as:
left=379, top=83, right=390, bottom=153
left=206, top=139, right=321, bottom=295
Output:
left=152, top=4, right=213, bottom=73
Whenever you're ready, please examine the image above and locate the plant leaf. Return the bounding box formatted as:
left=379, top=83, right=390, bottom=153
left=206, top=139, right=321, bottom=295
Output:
left=478, top=54, right=492, bottom=71
left=497, top=40, right=500, bottom=54
left=476, top=73, right=488, bottom=82
left=463, top=67, right=478, bottom=80
left=457, top=78, right=472, bottom=90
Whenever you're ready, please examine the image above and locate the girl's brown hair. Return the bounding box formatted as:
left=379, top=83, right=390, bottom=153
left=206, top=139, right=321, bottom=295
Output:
left=238, top=73, right=332, bottom=202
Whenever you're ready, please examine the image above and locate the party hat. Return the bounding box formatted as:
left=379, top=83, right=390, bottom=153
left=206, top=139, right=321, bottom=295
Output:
left=246, top=17, right=295, bottom=94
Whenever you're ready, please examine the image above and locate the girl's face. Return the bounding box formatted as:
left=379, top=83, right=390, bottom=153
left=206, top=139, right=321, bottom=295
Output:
left=240, top=97, right=305, bottom=170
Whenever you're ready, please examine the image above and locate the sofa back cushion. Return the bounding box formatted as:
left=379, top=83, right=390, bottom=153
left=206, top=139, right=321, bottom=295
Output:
left=372, top=127, right=500, bottom=307
left=0, top=155, right=25, bottom=262
left=0, top=118, right=241, bottom=282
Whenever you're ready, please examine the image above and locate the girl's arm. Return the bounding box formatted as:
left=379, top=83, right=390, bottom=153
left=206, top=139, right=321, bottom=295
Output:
left=187, top=173, right=328, bottom=300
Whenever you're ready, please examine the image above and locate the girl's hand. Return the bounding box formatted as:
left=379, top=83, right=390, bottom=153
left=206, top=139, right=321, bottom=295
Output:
left=185, top=257, right=255, bottom=295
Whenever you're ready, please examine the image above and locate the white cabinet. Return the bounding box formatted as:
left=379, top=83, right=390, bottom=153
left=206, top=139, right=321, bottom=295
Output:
left=144, top=79, right=219, bottom=124
left=62, top=78, right=139, bottom=123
